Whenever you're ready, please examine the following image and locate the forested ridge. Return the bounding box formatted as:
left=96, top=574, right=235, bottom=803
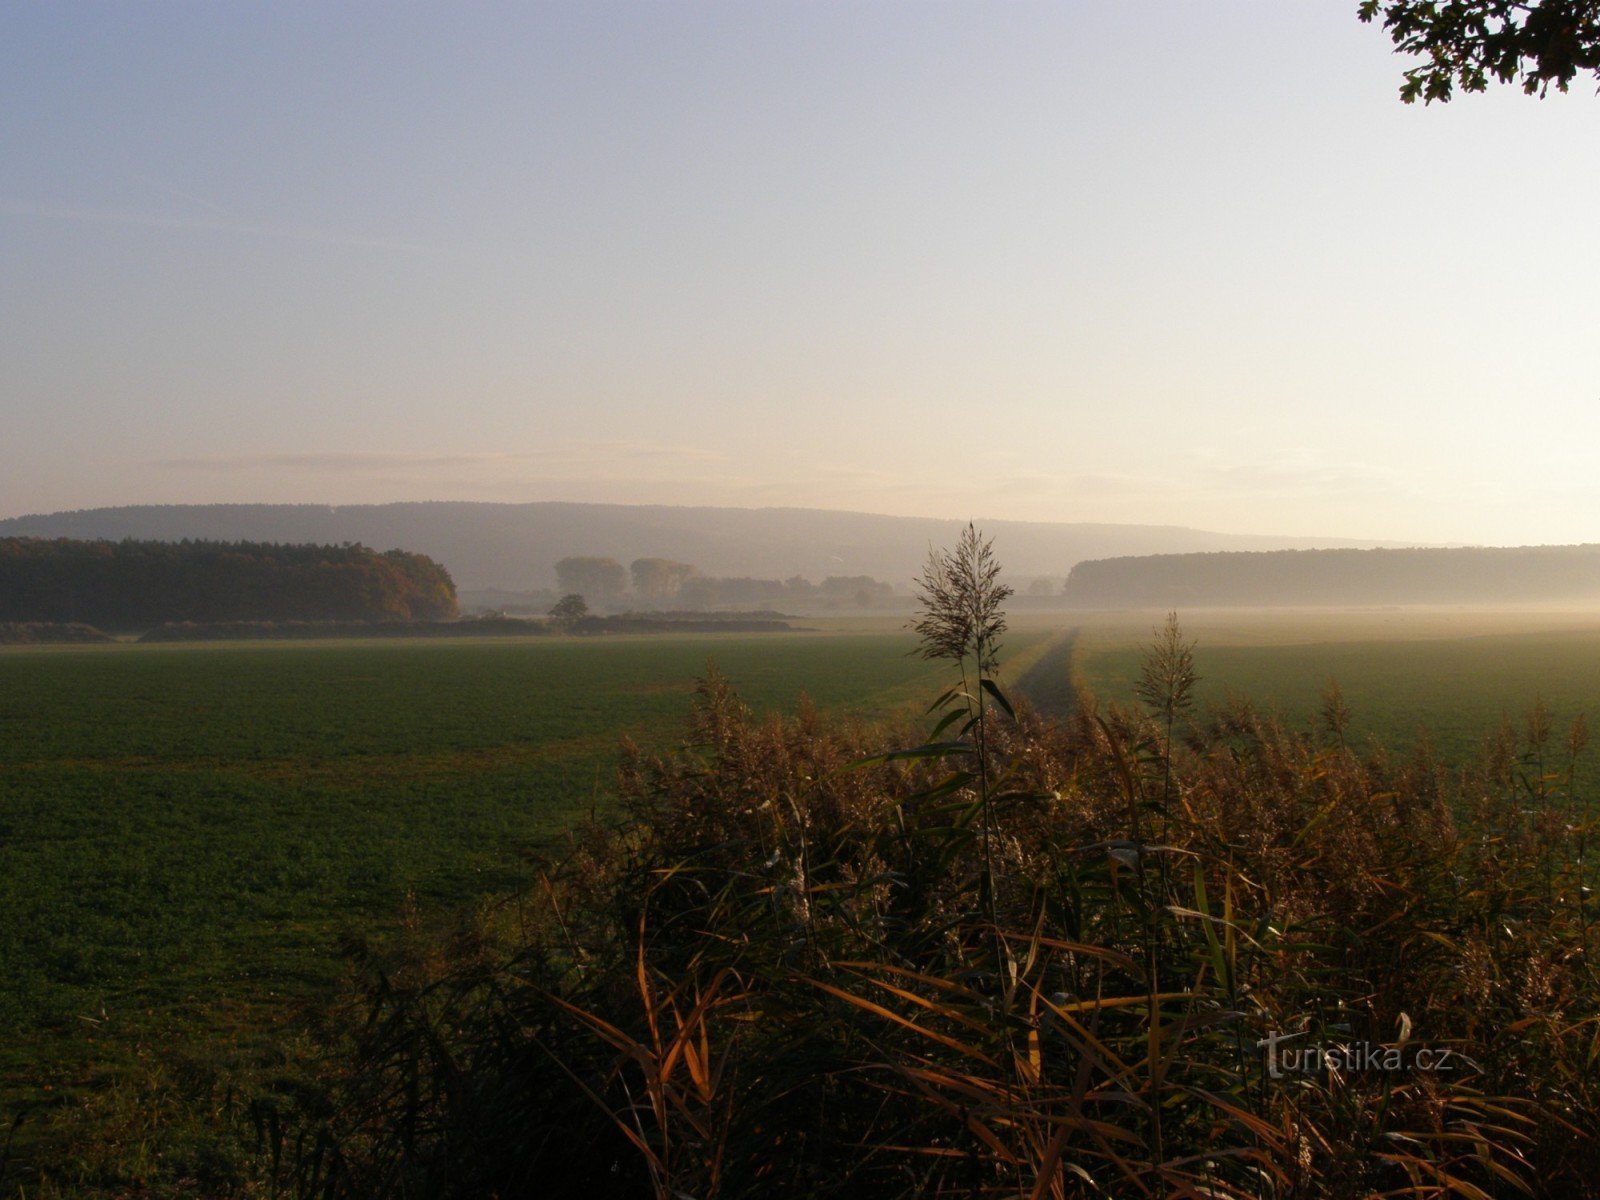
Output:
left=1064, top=543, right=1600, bottom=606
left=0, top=501, right=1388, bottom=589
left=0, top=538, right=457, bottom=628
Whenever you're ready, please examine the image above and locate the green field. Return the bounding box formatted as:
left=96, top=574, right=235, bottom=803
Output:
left=12, top=609, right=1598, bottom=1192
left=0, top=624, right=1065, bottom=1189
left=1075, top=609, right=1600, bottom=791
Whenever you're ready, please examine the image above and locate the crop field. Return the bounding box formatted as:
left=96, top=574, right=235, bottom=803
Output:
left=14, top=609, right=1592, bottom=1191
left=1074, top=609, right=1600, bottom=793
left=0, top=625, right=1058, bottom=1188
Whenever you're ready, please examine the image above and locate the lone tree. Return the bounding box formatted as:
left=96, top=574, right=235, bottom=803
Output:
left=548, top=593, right=588, bottom=629
left=1360, top=0, right=1600, bottom=102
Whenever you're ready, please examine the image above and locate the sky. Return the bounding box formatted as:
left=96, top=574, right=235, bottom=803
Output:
left=3, top=2, right=1597, bottom=545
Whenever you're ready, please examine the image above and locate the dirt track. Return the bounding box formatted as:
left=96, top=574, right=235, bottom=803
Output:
left=1014, top=628, right=1079, bottom=718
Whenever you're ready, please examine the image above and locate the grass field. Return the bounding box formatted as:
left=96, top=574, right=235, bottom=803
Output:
left=1074, top=608, right=1600, bottom=792
left=15, top=608, right=1595, bottom=1192
left=0, top=624, right=1062, bottom=1191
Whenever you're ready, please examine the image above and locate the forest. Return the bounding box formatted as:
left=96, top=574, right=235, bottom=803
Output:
left=0, top=538, right=458, bottom=629
left=1063, top=543, right=1600, bottom=607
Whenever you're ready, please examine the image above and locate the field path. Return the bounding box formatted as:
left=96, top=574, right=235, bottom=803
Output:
left=1014, top=627, right=1079, bottom=718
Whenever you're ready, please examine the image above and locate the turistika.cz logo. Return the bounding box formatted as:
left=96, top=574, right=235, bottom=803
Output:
left=1257, top=1029, right=1460, bottom=1079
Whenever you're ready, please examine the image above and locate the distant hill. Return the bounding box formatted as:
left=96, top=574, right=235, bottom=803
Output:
left=0, top=502, right=1396, bottom=590
left=1063, top=545, right=1600, bottom=607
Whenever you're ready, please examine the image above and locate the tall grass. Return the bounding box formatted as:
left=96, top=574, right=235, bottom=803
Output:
left=278, top=536, right=1599, bottom=1199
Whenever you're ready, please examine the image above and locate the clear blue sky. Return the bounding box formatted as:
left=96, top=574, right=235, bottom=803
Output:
left=3, top=2, right=1596, bottom=543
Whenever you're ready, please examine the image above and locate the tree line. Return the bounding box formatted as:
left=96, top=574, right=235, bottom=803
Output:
left=0, top=538, right=458, bottom=629
left=1063, top=544, right=1600, bottom=607
left=555, top=555, right=897, bottom=610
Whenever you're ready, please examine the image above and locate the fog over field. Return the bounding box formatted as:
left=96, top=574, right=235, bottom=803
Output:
left=0, top=500, right=1401, bottom=591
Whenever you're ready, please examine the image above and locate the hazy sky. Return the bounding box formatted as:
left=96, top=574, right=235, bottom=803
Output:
left=3, top=3, right=1596, bottom=543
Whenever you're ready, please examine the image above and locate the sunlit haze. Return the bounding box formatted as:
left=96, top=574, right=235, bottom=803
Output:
left=4, top=2, right=1596, bottom=544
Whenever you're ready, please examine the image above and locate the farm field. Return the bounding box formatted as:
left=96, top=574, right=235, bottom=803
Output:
left=12, top=607, right=1595, bottom=1192
left=0, top=624, right=1056, bottom=1191
left=1074, top=608, right=1600, bottom=793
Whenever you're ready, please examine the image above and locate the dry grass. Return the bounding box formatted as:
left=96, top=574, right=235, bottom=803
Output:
left=269, top=641, right=1597, bottom=1199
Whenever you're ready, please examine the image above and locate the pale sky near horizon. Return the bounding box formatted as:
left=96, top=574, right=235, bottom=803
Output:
left=3, top=3, right=1597, bottom=545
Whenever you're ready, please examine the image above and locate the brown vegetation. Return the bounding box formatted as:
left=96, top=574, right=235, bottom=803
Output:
left=272, top=536, right=1599, bottom=1199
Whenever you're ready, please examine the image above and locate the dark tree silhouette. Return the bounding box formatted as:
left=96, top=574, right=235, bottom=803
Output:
left=1360, top=0, right=1600, bottom=102
left=0, top=538, right=457, bottom=628
left=548, top=593, right=589, bottom=628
